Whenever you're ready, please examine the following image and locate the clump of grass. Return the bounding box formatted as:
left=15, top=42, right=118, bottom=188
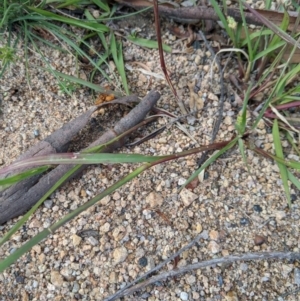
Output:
left=192, top=0, right=300, bottom=205
left=0, top=0, right=129, bottom=95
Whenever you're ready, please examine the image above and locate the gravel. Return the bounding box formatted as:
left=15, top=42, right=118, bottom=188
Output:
left=0, top=6, right=300, bottom=301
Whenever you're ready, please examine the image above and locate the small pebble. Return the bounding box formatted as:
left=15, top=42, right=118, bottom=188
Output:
left=253, top=204, right=262, bottom=213
left=208, top=241, right=220, bottom=254
left=294, top=268, right=300, bottom=285
left=72, top=282, right=80, bottom=293
left=9, top=248, right=17, bottom=254
left=218, top=274, right=223, bottom=286
left=44, top=200, right=53, bottom=209
left=50, top=271, right=64, bottom=287
left=209, top=230, right=219, bottom=241
left=138, top=257, right=148, bottom=267
left=291, top=194, right=297, bottom=203
left=254, top=234, right=266, bottom=246
left=72, top=234, right=82, bottom=247
left=113, top=246, right=128, bottom=264
left=240, top=217, right=250, bottom=226
left=33, top=129, right=40, bottom=137
left=15, top=274, right=25, bottom=284
left=180, top=291, right=189, bottom=300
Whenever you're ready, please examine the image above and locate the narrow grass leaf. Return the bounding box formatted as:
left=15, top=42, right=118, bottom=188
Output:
left=0, top=153, right=168, bottom=176
left=253, top=40, right=286, bottom=61
left=110, top=33, right=129, bottom=94
left=288, top=170, right=300, bottom=190
left=239, top=0, right=253, bottom=61
left=286, top=131, right=300, bottom=156
left=126, top=35, right=172, bottom=53
left=92, top=0, right=110, bottom=13
left=243, top=2, right=300, bottom=49
left=268, top=9, right=289, bottom=51
left=235, top=85, right=251, bottom=135
left=238, top=138, right=251, bottom=174
left=0, top=166, right=49, bottom=186
left=181, top=136, right=239, bottom=189
left=275, top=64, right=300, bottom=96
left=27, top=7, right=109, bottom=32
left=269, top=104, right=299, bottom=133
left=210, top=0, right=234, bottom=42
left=46, top=69, right=122, bottom=95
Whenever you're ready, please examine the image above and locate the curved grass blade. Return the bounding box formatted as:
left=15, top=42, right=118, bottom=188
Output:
left=181, top=136, right=239, bottom=189
left=126, top=35, right=172, bottom=53
left=288, top=170, right=300, bottom=190
left=0, top=153, right=168, bottom=176
left=46, top=70, right=122, bottom=96
left=110, top=33, right=129, bottom=95
left=0, top=166, right=49, bottom=186
left=27, top=7, right=109, bottom=32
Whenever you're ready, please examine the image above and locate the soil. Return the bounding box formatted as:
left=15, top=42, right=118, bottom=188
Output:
left=0, top=2, right=300, bottom=301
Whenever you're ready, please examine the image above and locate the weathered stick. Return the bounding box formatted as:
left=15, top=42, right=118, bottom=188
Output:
left=0, top=91, right=160, bottom=224
left=115, top=1, right=300, bottom=31
left=106, top=251, right=300, bottom=300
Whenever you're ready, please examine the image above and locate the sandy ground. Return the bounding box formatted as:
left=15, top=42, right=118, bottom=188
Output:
left=0, top=6, right=300, bottom=301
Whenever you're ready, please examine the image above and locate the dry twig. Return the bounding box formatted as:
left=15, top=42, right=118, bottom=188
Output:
left=153, top=0, right=188, bottom=114
left=196, top=30, right=225, bottom=167
left=106, top=251, right=300, bottom=300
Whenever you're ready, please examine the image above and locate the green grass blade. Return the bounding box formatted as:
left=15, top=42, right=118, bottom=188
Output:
left=286, top=131, right=300, bottom=156
left=272, top=119, right=291, bottom=206
left=239, top=0, right=253, bottom=61
left=45, top=69, right=122, bottom=96
left=288, top=170, right=300, bottom=190
left=209, top=0, right=234, bottom=42
left=126, top=35, right=172, bottom=53
left=0, top=130, right=138, bottom=247
left=110, top=33, right=129, bottom=94
left=27, top=7, right=109, bottom=32
left=268, top=9, right=289, bottom=50
left=92, top=0, right=110, bottom=13
left=253, top=40, right=286, bottom=61
left=235, top=85, right=251, bottom=135
left=181, top=136, right=239, bottom=189
left=237, top=138, right=252, bottom=174
left=0, top=153, right=168, bottom=175
left=0, top=166, right=49, bottom=186
left=275, top=64, right=300, bottom=97
left=0, top=229, right=52, bottom=272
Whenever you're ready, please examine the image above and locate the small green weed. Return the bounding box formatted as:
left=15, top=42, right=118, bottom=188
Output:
left=0, top=45, right=15, bottom=65
left=58, top=78, right=80, bottom=94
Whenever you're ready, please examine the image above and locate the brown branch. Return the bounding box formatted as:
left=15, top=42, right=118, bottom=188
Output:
left=115, top=1, right=300, bottom=31
left=106, top=251, right=300, bottom=300
left=153, top=0, right=188, bottom=114
left=0, top=91, right=160, bottom=224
